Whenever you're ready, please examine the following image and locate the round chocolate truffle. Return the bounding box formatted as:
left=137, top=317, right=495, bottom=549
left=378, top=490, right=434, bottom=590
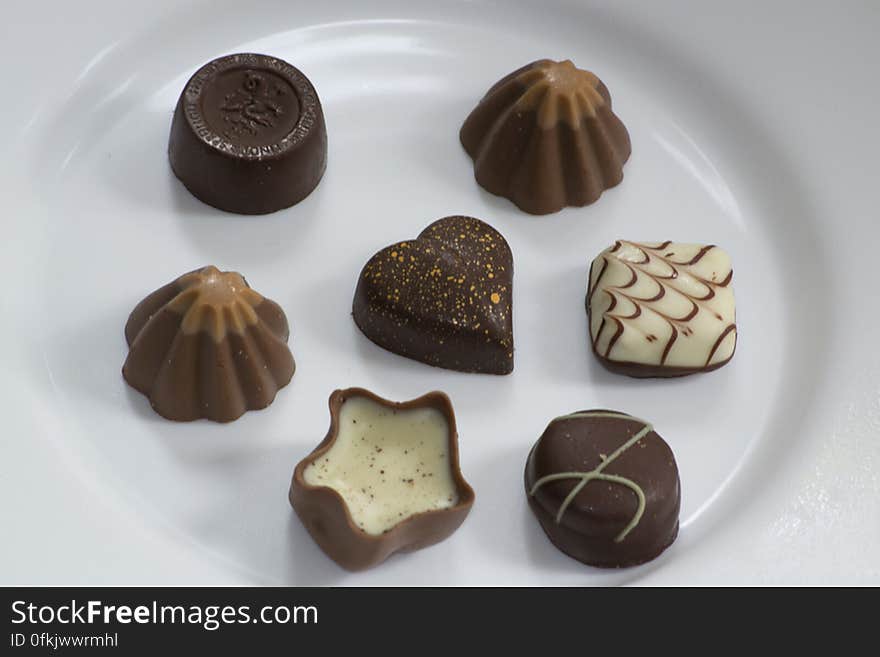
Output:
left=524, top=409, right=680, bottom=567
left=122, top=266, right=295, bottom=422
left=169, top=53, right=327, bottom=214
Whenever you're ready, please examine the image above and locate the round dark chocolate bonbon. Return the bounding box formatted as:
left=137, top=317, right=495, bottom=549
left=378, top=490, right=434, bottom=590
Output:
left=524, top=410, right=680, bottom=567
left=122, top=266, right=295, bottom=422
left=169, top=53, right=327, bottom=215
left=460, top=59, right=631, bottom=215
left=352, top=215, right=514, bottom=374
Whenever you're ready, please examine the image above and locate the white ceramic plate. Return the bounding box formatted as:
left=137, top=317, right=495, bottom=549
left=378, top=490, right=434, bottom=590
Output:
left=2, top=0, right=878, bottom=585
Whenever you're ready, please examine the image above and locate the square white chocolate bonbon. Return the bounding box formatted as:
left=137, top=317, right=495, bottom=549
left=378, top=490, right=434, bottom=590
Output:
left=587, top=241, right=736, bottom=374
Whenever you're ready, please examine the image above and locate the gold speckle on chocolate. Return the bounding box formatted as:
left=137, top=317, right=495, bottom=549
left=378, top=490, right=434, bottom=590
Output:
left=352, top=216, right=514, bottom=374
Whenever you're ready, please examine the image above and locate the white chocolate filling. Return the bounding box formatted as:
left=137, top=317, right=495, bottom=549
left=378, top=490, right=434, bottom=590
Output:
left=303, top=396, right=459, bottom=535
left=588, top=241, right=736, bottom=369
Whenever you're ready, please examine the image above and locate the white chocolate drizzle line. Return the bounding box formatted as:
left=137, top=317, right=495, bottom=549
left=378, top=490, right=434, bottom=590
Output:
left=589, top=241, right=735, bottom=366
left=529, top=411, right=650, bottom=543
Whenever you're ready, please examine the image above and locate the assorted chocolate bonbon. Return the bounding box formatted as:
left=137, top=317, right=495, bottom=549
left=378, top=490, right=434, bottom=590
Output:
left=169, top=53, right=327, bottom=214
left=289, top=388, right=474, bottom=570
left=460, top=59, right=631, bottom=215
left=587, top=240, right=737, bottom=377
left=122, top=266, right=295, bottom=422
left=525, top=409, right=681, bottom=567
left=353, top=215, right=514, bottom=374
left=115, top=50, right=739, bottom=572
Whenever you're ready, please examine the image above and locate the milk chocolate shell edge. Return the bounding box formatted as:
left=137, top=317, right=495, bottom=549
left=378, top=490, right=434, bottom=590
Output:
left=289, top=388, right=475, bottom=571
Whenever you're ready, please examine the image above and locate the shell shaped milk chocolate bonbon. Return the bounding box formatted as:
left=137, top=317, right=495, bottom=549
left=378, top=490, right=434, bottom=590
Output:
left=460, top=59, right=631, bottom=215
left=122, top=266, right=295, bottom=422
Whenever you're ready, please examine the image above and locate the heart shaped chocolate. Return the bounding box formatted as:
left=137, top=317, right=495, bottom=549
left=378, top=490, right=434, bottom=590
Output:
left=352, top=215, right=514, bottom=374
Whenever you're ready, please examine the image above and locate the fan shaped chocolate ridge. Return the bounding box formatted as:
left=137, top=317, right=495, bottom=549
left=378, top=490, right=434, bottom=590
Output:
left=122, top=266, right=295, bottom=422
left=460, top=59, right=631, bottom=215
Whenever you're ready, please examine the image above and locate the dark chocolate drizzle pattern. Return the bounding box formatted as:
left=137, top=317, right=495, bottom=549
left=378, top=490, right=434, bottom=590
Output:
left=588, top=240, right=736, bottom=367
